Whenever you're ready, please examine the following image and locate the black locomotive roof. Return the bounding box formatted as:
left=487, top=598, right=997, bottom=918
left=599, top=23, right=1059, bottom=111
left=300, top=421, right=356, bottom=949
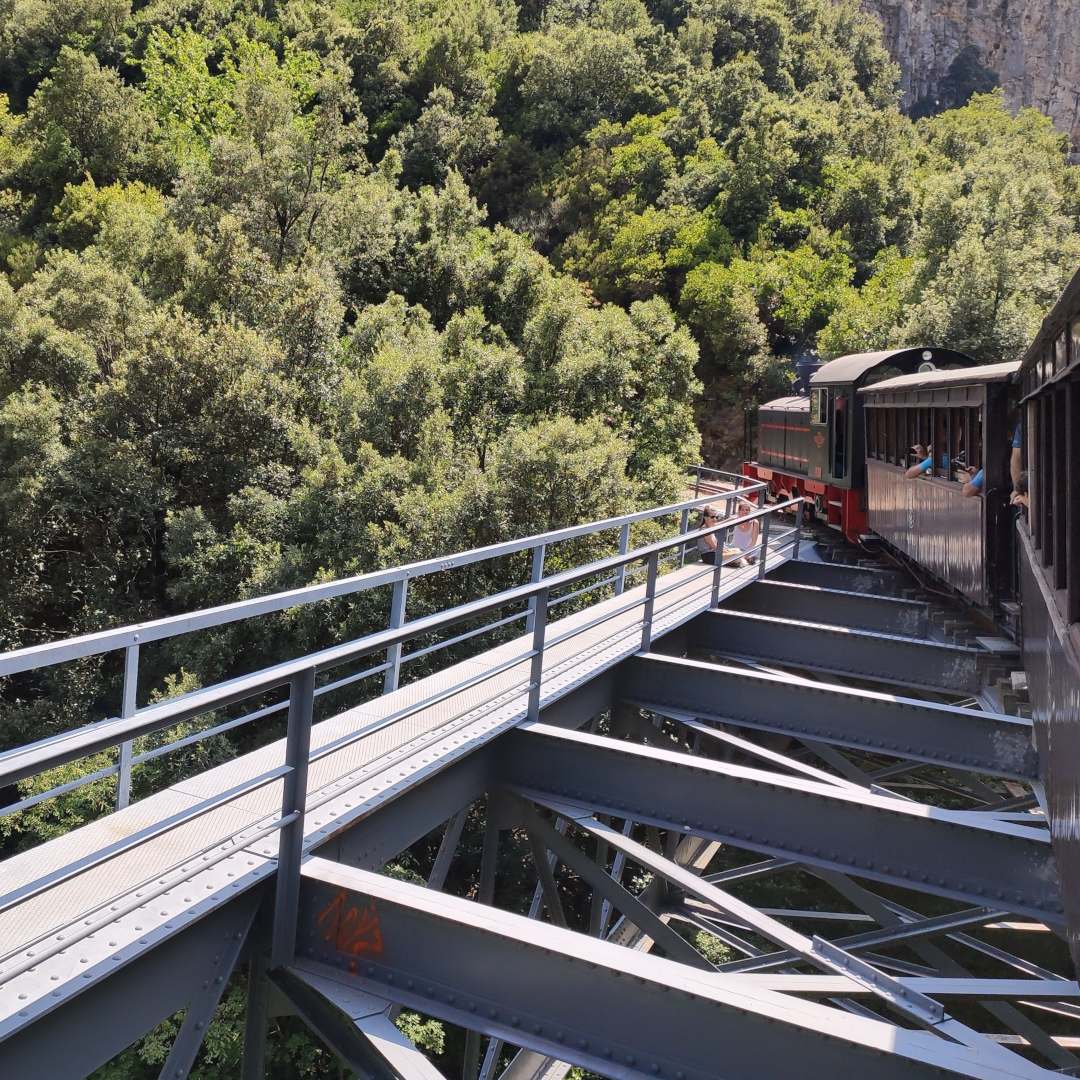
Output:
left=810, top=347, right=977, bottom=387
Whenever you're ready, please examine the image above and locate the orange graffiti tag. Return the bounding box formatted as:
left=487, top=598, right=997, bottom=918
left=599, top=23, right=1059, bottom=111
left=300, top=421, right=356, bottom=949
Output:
left=316, top=888, right=384, bottom=970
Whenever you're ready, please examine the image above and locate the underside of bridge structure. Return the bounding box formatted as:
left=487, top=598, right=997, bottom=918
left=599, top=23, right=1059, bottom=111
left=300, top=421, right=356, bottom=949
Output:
left=2, top=559, right=1077, bottom=1080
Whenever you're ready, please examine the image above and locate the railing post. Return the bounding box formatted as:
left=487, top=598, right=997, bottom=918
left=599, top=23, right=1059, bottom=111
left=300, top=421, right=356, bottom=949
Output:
left=271, top=666, right=315, bottom=969
left=614, top=524, right=631, bottom=594
left=383, top=578, right=409, bottom=693
left=757, top=509, right=772, bottom=580
left=115, top=642, right=139, bottom=810
left=640, top=551, right=660, bottom=652
left=792, top=499, right=804, bottom=561
left=710, top=546, right=724, bottom=609
left=527, top=587, right=549, bottom=723
left=693, top=466, right=701, bottom=500
left=525, top=544, right=547, bottom=633
left=678, top=507, right=690, bottom=568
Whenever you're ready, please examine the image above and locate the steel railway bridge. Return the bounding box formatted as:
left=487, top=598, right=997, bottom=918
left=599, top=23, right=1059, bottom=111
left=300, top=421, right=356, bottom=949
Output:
left=0, top=477, right=1076, bottom=1079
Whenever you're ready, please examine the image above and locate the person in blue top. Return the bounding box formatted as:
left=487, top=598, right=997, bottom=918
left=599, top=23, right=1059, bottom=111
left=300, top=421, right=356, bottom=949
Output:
left=958, top=421, right=1022, bottom=497
left=905, top=443, right=948, bottom=479
left=959, top=467, right=984, bottom=497
left=1010, top=421, right=1022, bottom=489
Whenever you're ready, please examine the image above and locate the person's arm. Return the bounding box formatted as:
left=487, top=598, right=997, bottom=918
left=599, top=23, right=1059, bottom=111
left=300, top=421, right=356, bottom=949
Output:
left=905, top=455, right=932, bottom=480
left=960, top=468, right=983, bottom=498
left=1010, top=424, right=1023, bottom=489
left=701, top=530, right=718, bottom=551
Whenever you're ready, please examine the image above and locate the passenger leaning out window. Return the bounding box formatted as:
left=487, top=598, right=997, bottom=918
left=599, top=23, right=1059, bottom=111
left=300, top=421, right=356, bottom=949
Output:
left=905, top=443, right=948, bottom=480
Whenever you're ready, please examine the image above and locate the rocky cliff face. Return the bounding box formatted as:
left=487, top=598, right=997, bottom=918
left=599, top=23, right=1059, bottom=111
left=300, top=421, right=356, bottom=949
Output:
left=863, top=0, right=1080, bottom=150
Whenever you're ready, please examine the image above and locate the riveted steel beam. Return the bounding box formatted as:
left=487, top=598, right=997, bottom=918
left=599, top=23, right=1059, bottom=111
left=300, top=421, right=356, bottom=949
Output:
left=500, top=725, right=1062, bottom=925
left=689, top=610, right=985, bottom=694
left=296, top=857, right=1053, bottom=1080
left=327, top=748, right=492, bottom=871
left=768, top=560, right=911, bottom=595
left=157, top=904, right=256, bottom=1080
left=702, top=976, right=1080, bottom=1000
left=274, top=965, right=447, bottom=1078
left=720, top=581, right=931, bottom=636
left=0, top=896, right=260, bottom=1080
left=618, top=654, right=1038, bottom=780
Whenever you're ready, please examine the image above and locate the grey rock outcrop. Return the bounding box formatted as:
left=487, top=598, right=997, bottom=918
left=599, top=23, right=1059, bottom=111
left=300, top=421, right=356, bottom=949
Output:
left=862, top=0, right=1080, bottom=149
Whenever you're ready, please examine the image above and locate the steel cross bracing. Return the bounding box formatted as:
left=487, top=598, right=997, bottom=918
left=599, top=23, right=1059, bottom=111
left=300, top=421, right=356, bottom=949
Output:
left=0, top=495, right=1075, bottom=1079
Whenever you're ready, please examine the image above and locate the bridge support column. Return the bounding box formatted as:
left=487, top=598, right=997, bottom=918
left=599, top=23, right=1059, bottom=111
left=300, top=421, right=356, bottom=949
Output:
left=241, top=953, right=270, bottom=1080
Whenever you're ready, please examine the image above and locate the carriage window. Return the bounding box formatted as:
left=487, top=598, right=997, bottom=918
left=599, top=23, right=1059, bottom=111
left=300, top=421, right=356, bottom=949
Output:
left=917, top=408, right=931, bottom=451
left=1054, top=331, right=1067, bottom=375
left=1067, top=380, right=1080, bottom=623
left=810, top=388, right=828, bottom=425
left=950, top=408, right=968, bottom=479
left=831, top=393, right=847, bottom=479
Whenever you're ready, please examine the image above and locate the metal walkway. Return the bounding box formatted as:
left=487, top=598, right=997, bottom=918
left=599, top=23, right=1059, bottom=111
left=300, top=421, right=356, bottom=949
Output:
left=0, top=484, right=1075, bottom=1079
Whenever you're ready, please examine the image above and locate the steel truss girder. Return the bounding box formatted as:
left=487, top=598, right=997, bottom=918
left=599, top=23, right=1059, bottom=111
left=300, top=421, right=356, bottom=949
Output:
left=769, top=559, right=910, bottom=595
left=327, top=748, right=492, bottom=872
left=698, top=975, right=1080, bottom=1000
left=273, top=964, right=446, bottom=1078
left=526, top=795, right=956, bottom=1032
left=689, top=609, right=986, bottom=694
left=295, top=857, right=1053, bottom=1080
left=516, top=801, right=710, bottom=969
left=619, top=653, right=1038, bottom=780
left=721, top=580, right=931, bottom=635
left=499, top=725, right=1063, bottom=925
left=157, top=903, right=256, bottom=1079
left=0, top=894, right=260, bottom=1079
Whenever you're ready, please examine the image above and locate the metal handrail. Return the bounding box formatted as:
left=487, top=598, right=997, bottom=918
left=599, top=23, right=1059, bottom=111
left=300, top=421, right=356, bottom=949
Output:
left=0, top=493, right=801, bottom=971
left=0, top=496, right=795, bottom=791
left=0, top=474, right=763, bottom=812
left=0, top=477, right=757, bottom=678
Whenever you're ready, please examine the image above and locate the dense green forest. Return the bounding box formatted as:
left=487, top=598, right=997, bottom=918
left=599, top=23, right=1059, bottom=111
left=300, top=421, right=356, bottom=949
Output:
left=0, top=0, right=1078, bottom=1075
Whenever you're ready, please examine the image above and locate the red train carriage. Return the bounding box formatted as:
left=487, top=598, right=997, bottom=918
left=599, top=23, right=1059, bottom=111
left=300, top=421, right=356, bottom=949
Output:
left=743, top=347, right=979, bottom=543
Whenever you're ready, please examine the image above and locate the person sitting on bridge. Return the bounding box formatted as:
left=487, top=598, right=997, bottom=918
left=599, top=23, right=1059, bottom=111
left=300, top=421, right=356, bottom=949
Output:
left=728, top=497, right=760, bottom=565
left=696, top=505, right=721, bottom=565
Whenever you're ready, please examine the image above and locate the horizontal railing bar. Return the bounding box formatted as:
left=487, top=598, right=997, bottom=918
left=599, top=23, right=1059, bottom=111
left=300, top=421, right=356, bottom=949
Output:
left=0, top=485, right=763, bottom=678
left=130, top=710, right=272, bottom=767
left=0, top=808, right=298, bottom=986
left=0, top=764, right=293, bottom=918
left=308, top=645, right=539, bottom=767
left=547, top=574, right=619, bottom=608
left=0, top=760, right=122, bottom=819
left=306, top=546, right=767, bottom=786
left=400, top=608, right=529, bottom=665
left=0, top=498, right=795, bottom=789
left=35, top=609, right=529, bottom=809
